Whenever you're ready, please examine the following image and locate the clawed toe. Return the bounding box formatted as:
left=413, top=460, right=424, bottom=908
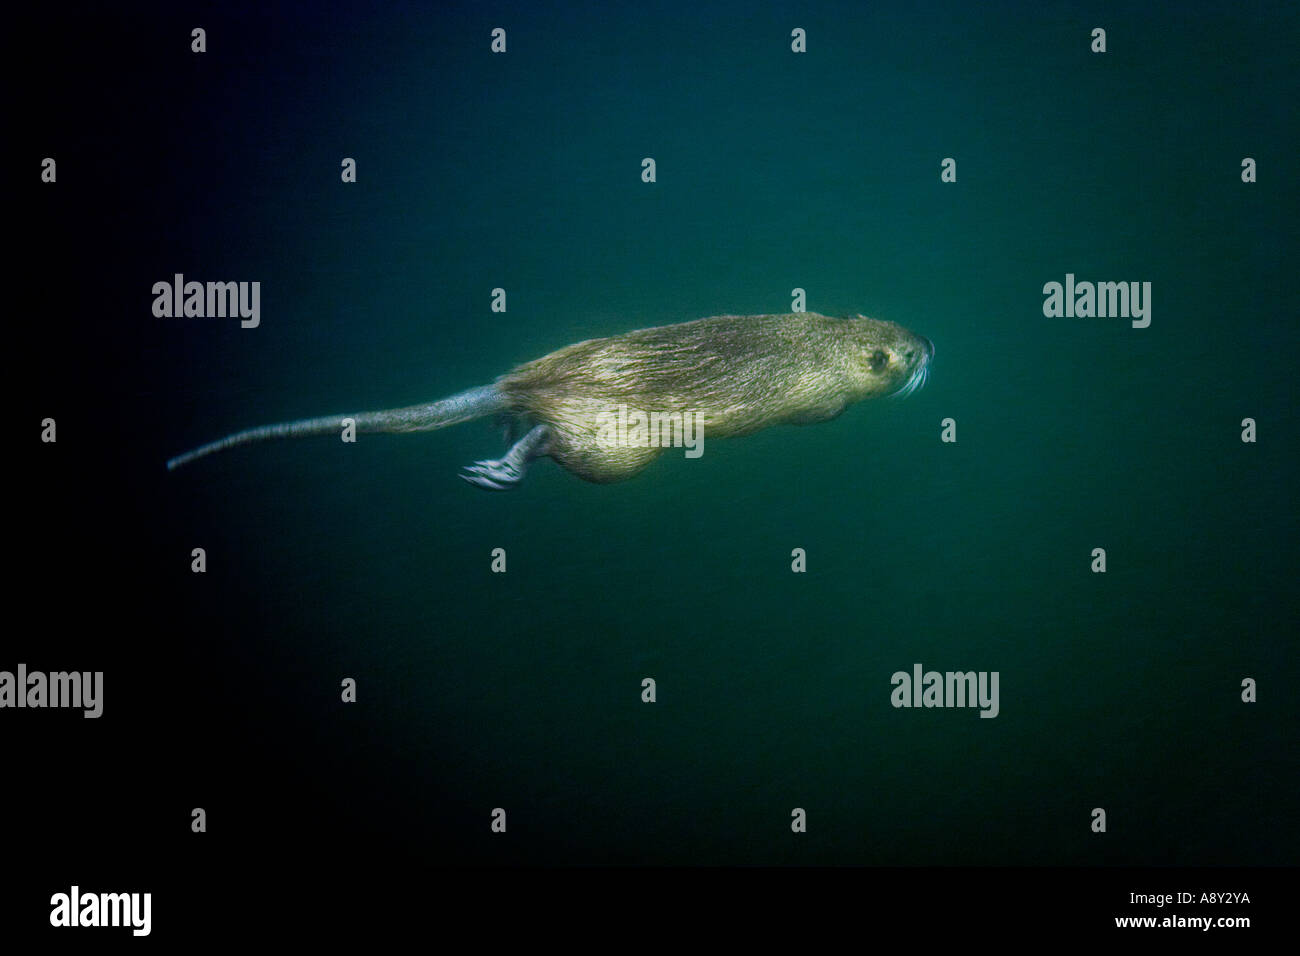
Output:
left=460, top=472, right=512, bottom=490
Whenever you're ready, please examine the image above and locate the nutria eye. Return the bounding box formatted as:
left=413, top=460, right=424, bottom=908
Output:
left=869, top=350, right=888, bottom=372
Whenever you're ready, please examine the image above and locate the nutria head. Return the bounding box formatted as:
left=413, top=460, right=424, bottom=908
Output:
left=841, top=315, right=934, bottom=400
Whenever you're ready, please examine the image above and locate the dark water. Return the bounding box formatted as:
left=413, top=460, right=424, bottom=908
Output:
left=19, top=0, right=1297, bottom=875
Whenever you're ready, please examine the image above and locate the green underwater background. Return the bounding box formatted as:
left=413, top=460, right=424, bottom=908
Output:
left=21, top=0, right=1298, bottom=871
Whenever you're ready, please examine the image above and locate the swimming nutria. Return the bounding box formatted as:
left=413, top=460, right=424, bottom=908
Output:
left=167, top=312, right=934, bottom=488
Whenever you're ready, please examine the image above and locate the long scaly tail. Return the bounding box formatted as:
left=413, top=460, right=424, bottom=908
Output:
left=166, top=384, right=506, bottom=470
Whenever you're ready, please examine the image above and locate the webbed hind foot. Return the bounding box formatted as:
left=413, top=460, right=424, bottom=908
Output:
left=460, top=458, right=525, bottom=491
left=459, top=423, right=550, bottom=492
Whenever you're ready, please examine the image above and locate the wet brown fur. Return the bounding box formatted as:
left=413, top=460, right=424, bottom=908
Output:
left=497, top=312, right=930, bottom=483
